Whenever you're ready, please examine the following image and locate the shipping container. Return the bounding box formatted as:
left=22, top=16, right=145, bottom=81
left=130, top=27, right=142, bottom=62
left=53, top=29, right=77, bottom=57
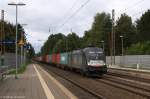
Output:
left=56, top=53, right=60, bottom=64
left=52, top=54, right=57, bottom=63
left=49, top=55, right=52, bottom=63
left=68, top=52, right=72, bottom=68
left=42, top=55, right=47, bottom=62
left=37, top=57, right=42, bottom=61
left=46, top=55, right=50, bottom=63
left=60, top=53, right=69, bottom=65
left=71, top=50, right=84, bottom=69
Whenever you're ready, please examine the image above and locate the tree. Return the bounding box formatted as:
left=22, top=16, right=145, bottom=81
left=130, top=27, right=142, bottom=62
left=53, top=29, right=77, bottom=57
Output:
left=0, top=21, right=27, bottom=53
left=115, top=13, right=136, bottom=55
left=82, top=12, right=112, bottom=55
left=136, top=10, right=150, bottom=42
left=126, top=41, right=150, bottom=55
left=40, top=33, right=65, bottom=55
left=26, top=43, right=35, bottom=58
left=66, top=32, right=81, bottom=51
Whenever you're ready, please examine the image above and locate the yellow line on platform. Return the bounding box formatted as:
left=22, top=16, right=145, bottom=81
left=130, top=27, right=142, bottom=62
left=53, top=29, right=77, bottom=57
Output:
left=37, top=64, right=78, bottom=99
left=33, top=64, right=55, bottom=99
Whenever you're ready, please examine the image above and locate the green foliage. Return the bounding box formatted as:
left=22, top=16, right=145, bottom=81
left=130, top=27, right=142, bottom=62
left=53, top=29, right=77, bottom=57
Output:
left=0, top=21, right=15, bottom=52
left=26, top=43, right=35, bottom=58
left=40, top=10, right=150, bottom=56
left=40, top=32, right=81, bottom=55
left=136, top=10, right=150, bottom=42
left=0, top=21, right=27, bottom=53
left=66, top=33, right=81, bottom=51
left=125, top=10, right=150, bottom=55
left=115, top=13, right=136, bottom=55
left=82, top=12, right=112, bottom=55
left=53, top=39, right=64, bottom=53
left=8, top=63, right=28, bottom=74
left=41, top=33, right=65, bottom=55
left=126, top=41, right=150, bottom=55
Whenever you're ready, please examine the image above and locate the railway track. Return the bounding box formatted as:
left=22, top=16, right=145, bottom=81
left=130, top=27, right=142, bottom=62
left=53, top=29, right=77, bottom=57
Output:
left=42, top=65, right=105, bottom=99
left=93, top=68, right=150, bottom=98
left=104, top=74, right=150, bottom=92
left=38, top=63, right=149, bottom=99
left=95, top=74, right=150, bottom=98
left=108, top=68, right=150, bottom=83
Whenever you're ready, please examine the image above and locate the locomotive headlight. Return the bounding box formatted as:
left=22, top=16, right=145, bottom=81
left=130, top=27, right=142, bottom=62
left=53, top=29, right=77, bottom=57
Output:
left=88, top=60, right=105, bottom=66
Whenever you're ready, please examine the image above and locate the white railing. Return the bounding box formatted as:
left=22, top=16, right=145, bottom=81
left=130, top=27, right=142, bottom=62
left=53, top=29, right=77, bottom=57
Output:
left=106, top=55, right=150, bottom=70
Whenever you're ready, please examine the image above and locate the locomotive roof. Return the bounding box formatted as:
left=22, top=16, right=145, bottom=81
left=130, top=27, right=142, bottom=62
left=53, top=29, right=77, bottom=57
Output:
left=83, top=47, right=103, bottom=52
left=72, top=47, right=103, bottom=54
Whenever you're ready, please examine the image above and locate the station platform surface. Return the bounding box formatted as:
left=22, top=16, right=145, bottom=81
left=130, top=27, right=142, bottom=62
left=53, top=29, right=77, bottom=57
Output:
left=0, top=64, right=77, bottom=99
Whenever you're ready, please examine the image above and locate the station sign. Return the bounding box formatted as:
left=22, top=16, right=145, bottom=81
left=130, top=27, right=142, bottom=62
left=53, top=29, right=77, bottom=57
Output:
left=0, top=40, right=15, bottom=44
left=23, top=44, right=30, bottom=50
left=18, top=39, right=24, bottom=45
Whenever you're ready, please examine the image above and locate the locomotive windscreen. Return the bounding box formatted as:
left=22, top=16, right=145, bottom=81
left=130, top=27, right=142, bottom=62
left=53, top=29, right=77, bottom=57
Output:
left=84, top=47, right=106, bottom=66
left=84, top=48, right=104, bottom=60
left=88, top=51, right=103, bottom=60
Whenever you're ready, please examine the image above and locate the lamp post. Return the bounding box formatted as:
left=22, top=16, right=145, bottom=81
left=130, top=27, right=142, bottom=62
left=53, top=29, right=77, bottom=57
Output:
left=8, top=2, right=26, bottom=79
left=20, top=24, right=27, bottom=65
left=120, top=35, right=124, bottom=56
left=100, top=40, right=104, bottom=52
left=24, top=44, right=26, bottom=65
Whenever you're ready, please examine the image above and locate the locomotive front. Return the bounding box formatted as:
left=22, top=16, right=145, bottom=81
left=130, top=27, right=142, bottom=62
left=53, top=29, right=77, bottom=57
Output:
left=83, top=47, right=107, bottom=75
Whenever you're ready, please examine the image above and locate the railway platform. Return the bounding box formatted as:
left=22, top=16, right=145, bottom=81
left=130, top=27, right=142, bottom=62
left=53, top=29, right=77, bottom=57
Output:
left=0, top=64, right=77, bottom=99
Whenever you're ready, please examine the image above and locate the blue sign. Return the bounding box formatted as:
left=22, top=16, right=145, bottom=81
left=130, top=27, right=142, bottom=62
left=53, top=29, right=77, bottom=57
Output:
left=0, top=40, right=15, bottom=44
left=24, top=44, right=30, bottom=49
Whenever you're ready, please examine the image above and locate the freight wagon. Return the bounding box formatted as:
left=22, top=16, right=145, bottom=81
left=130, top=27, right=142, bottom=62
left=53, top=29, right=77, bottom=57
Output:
left=36, top=47, right=107, bottom=76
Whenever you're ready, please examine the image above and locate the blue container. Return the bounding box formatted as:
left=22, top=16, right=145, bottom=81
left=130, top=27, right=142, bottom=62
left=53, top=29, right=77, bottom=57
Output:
left=60, top=53, right=68, bottom=65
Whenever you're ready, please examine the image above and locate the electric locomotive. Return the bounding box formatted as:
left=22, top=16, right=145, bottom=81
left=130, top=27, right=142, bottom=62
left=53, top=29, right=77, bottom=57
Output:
left=83, top=47, right=107, bottom=76
left=35, top=47, right=107, bottom=77
left=71, top=47, right=107, bottom=76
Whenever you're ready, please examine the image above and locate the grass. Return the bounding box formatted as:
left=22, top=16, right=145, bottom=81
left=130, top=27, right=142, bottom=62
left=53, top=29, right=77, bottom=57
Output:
left=8, top=62, right=29, bottom=75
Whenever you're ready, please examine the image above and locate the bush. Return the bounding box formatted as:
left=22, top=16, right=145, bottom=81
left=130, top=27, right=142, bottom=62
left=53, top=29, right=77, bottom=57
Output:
left=126, top=41, right=150, bottom=55
left=8, top=63, right=29, bottom=74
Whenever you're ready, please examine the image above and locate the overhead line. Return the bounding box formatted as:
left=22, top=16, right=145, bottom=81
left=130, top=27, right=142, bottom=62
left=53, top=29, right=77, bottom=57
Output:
left=124, top=0, right=145, bottom=11
left=61, top=0, right=79, bottom=21
left=57, top=0, right=91, bottom=32
left=132, top=9, right=147, bottom=17
left=56, top=0, right=79, bottom=32
left=118, top=0, right=145, bottom=14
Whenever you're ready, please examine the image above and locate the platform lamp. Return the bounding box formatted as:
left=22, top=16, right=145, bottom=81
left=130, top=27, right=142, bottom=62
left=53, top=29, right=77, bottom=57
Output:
left=100, top=40, right=104, bottom=52
left=8, top=2, right=26, bottom=79
left=20, top=24, right=27, bottom=66
left=120, top=35, right=124, bottom=56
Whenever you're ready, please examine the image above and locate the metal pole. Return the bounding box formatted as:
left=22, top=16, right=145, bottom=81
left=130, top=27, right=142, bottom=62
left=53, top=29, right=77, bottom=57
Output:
left=21, top=24, right=27, bottom=65
left=24, top=47, right=26, bottom=64
left=121, top=37, right=124, bottom=56
left=0, top=10, right=5, bottom=66
left=101, top=40, right=104, bottom=52
left=111, top=9, right=115, bottom=66
left=120, top=36, right=124, bottom=56
left=0, top=10, right=3, bottom=65
left=2, top=10, right=5, bottom=66
left=112, top=9, right=115, bottom=65
left=103, top=42, right=105, bottom=52
left=15, top=5, right=18, bottom=79
left=8, top=2, right=26, bottom=79
left=20, top=30, right=25, bottom=66
left=21, top=43, right=23, bottom=65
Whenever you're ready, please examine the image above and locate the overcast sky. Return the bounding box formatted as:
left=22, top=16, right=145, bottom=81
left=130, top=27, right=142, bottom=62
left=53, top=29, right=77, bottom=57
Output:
left=0, top=0, right=149, bottom=53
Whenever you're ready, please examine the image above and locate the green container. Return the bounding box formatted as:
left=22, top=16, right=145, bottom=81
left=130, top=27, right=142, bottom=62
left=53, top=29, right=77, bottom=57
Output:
left=60, top=53, right=68, bottom=65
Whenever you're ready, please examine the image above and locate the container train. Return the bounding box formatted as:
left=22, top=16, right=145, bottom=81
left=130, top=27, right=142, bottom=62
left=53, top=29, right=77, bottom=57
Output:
left=35, top=47, right=107, bottom=76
